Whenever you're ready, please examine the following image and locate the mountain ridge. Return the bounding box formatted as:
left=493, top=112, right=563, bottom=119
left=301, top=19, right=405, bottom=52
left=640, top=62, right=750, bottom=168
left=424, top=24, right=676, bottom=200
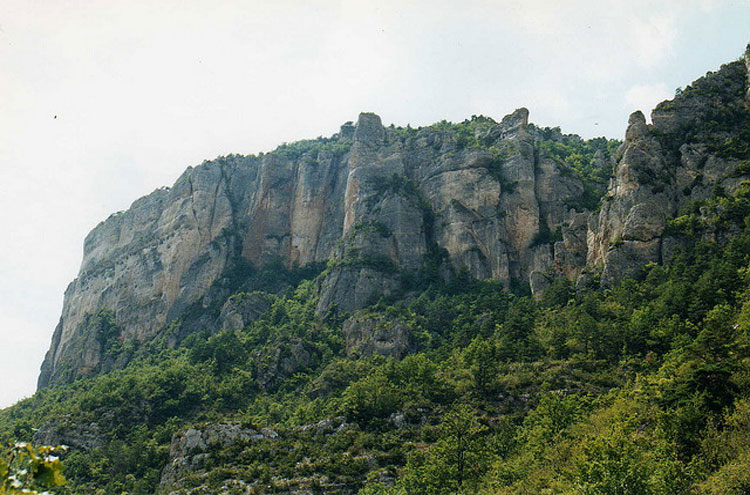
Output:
left=3, top=43, right=750, bottom=495
left=38, top=108, right=618, bottom=389
left=39, top=48, right=750, bottom=390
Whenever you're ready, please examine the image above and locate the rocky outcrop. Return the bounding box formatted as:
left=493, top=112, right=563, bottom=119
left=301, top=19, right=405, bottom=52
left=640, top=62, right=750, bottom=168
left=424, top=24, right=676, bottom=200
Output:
left=40, top=108, right=595, bottom=388
left=160, top=422, right=278, bottom=493
left=39, top=157, right=260, bottom=388
left=343, top=314, right=415, bottom=359
left=217, top=292, right=272, bottom=333
left=160, top=419, right=366, bottom=495
left=37, top=44, right=750, bottom=390
left=294, top=416, right=350, bottom=436
left=32, top=416, right=105, bottom=451
left=585, top=110, right=671, bottom=284
left=585, top=56, right=750, bottom=285
left=255, top=338, right=317, bottom=391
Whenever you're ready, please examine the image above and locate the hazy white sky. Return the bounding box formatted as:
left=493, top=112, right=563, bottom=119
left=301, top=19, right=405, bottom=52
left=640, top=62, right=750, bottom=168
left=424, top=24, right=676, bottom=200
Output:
left=1, top=0, right=748, bottom=408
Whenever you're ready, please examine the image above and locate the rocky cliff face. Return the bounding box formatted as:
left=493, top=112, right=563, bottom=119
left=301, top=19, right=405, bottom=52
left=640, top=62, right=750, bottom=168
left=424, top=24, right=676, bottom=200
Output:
left=39, top=109, right=595, bottom=388
left=585, top=53, right=750, bottom=285
left=39, top=47, right=750, bottom=389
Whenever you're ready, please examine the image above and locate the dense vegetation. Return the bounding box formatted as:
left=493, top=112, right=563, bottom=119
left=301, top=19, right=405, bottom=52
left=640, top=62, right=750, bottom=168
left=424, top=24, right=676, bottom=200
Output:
left=6, top=100, right=750, bottom=494
left=2, top=181, right=750, bottom=494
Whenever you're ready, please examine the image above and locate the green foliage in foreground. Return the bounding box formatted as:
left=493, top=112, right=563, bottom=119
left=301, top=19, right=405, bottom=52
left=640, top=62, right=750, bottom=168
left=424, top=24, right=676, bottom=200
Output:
left=4, top=190, right=750, bottom=494
left=0, top=443, right=65, bottom=495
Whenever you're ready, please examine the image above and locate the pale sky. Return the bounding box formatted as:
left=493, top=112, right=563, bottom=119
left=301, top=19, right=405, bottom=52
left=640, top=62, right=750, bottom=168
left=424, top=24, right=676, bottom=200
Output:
left=1, top=0, right=748, bottom=408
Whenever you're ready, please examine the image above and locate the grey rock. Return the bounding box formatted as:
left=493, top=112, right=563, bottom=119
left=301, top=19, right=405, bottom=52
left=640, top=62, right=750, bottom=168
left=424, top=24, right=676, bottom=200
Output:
left=316, top=266, right=401, bottom=316
left=625, top=111, right=648, bottom=141
left=38, top=104, right=593, bottom=386
left=585, top=57, right=750, bottom=286
left=622, top=203, right=665, bottom=241
left=529, top=270, right=552, bottom=298
left=343, top=314, right=415, bottom=359
left=353, top=112, right=385, bottom=146
left=390, top=412, right=408, bottom=429
left=601, top=239, right=662, bottom=285
left=44, top=54, right=750, bottom=388
left=40, top=106, right=597, bottom=386
left=32, top=417, right=104, bottom=451
left=217, top=292, right=271, bottom=332
left=260, top=427, right=279, bottom=439
left=500, top=107, right=529, bottom=138
left=554, top=212, right=590, bottom=281
left=295, top=417, right=348, bottom=436
left=169, top=422, right=260, bottom=457
left=161, top=422, right=276, bottom=492
left=255, top=338, right=315, bottom=391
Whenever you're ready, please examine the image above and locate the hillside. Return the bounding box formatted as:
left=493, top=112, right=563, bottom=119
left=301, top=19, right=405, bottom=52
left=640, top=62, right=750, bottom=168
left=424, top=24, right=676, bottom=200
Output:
left=37, top=106, right=617, bottom=390
left=1, top=45, right=750, bottom=495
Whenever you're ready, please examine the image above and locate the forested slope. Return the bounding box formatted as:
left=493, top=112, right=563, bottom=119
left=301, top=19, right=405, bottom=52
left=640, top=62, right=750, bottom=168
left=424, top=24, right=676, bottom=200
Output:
left=1, top=46, right=750, bottom=495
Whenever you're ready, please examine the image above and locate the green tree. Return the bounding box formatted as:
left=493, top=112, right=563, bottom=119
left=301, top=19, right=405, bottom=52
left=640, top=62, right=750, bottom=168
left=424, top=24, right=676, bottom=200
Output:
left=517, top=392, right=589, bottom=456
left=496, top=298, right=540, bottom=360
left=340, top=372, right=400, bottom=426
left=573, top=429, right=652, bottom=495
left=660, top=304, right=745, bottom=457
left=399, top=404, right=488, bottom=494
left=462, top=337, right=498, bottom=396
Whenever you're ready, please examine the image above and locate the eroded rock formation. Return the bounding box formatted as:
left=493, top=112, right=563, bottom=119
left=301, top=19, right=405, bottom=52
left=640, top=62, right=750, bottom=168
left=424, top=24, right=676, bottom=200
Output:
left=39, top=47, right=750, bottom=389
left=585, top=55, right=750, bottom=285
left=39, top=108, right=596, bottom=388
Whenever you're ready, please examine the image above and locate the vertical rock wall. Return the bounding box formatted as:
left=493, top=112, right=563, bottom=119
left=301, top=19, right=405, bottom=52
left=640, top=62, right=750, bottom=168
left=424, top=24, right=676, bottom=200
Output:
left=38, top=109, right=604, bottom=388
left=584, top=57, right=750, bottom=286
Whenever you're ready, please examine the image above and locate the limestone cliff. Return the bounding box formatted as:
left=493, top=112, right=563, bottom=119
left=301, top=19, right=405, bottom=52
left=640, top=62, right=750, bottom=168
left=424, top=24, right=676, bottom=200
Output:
left=38, top=109, right=596, bottom=388
left=585, top=53, right=750, bottom=285
left=39, top=47, right=750, bottom=389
